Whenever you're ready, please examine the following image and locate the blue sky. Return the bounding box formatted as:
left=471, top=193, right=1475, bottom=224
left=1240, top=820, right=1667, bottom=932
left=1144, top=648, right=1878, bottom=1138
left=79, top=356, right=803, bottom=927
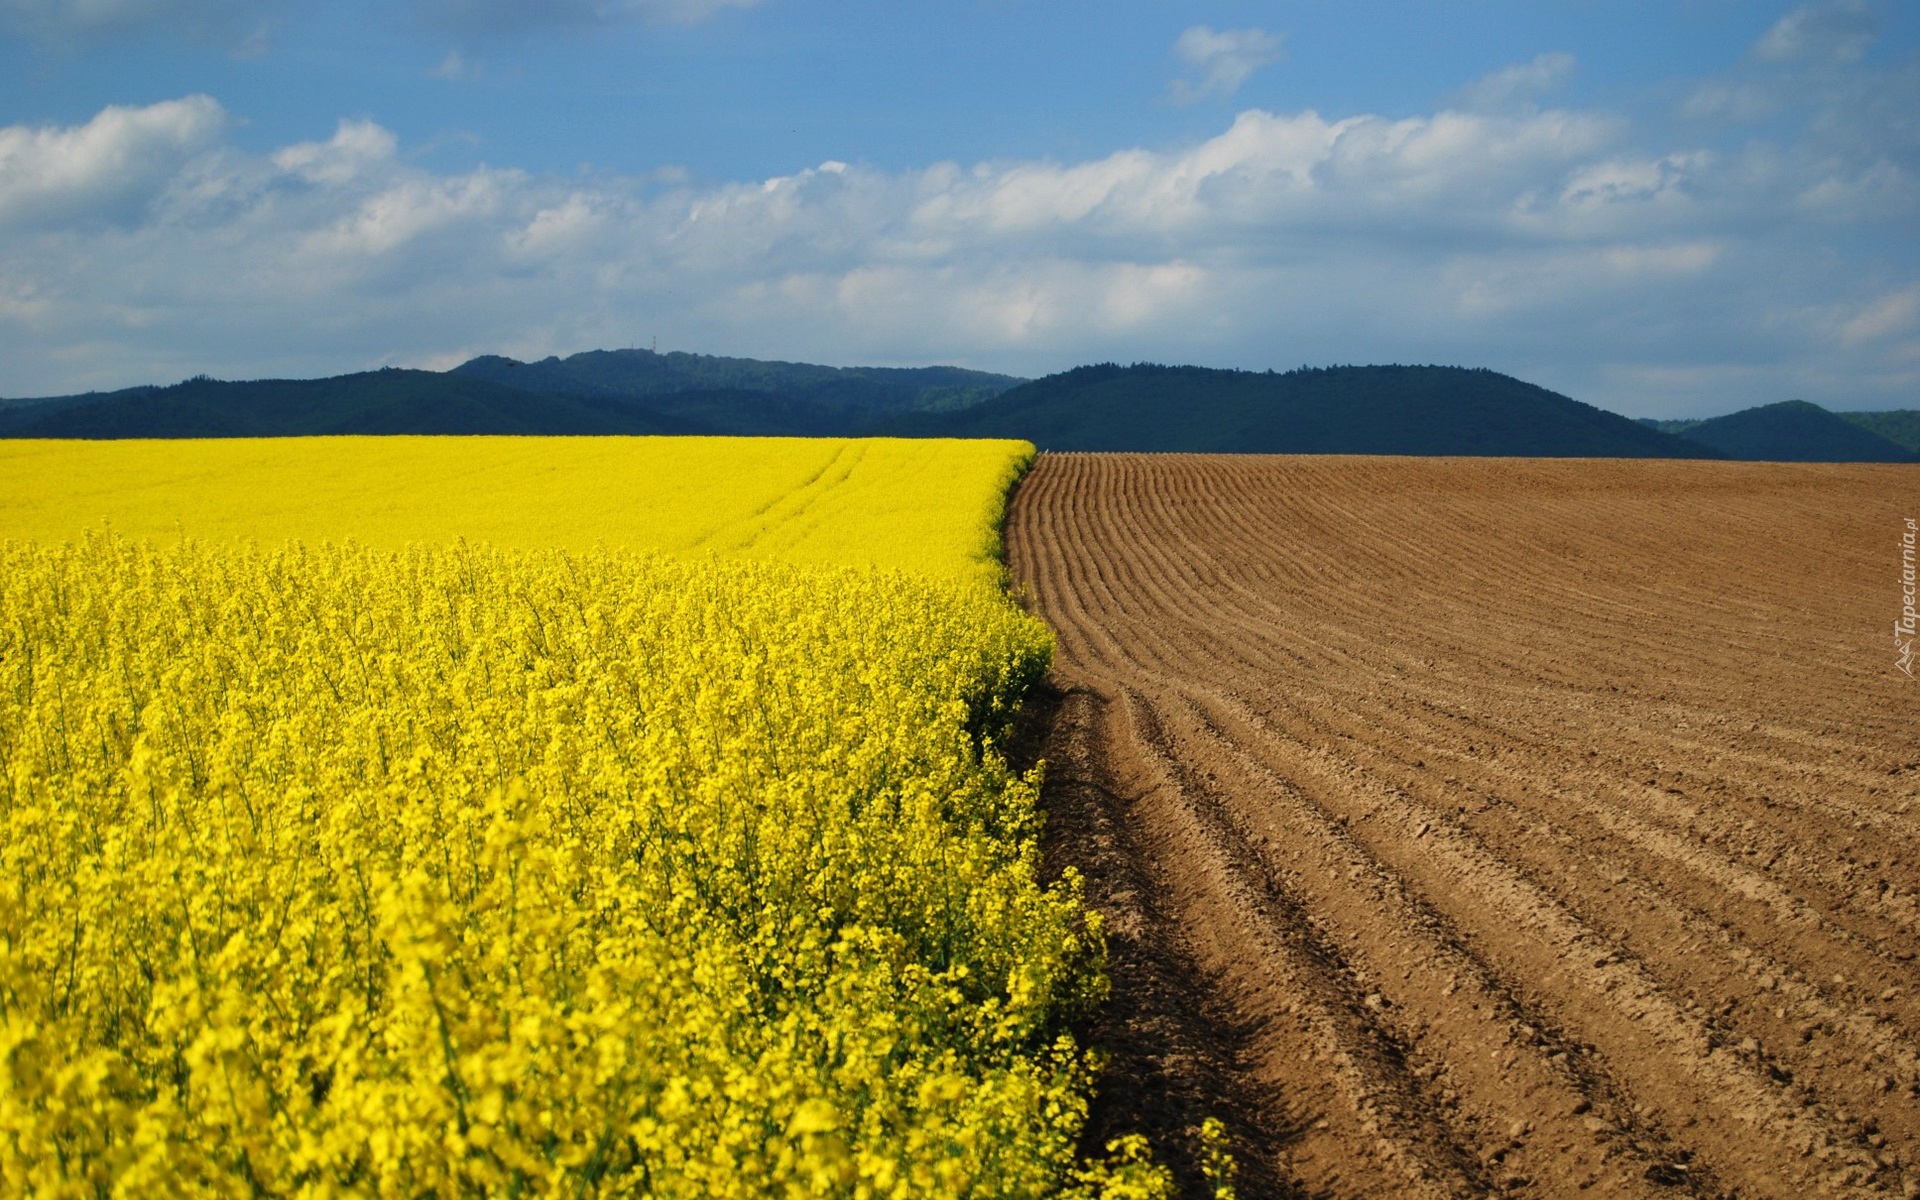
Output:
left=3, top=0, right=1917, bottom=415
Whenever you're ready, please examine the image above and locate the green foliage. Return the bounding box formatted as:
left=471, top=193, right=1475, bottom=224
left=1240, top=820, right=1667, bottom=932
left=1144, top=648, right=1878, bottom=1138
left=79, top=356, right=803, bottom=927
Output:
left=454, top=348, right=1024, bottom=433
left=0, top=369, right=697, bottom=439
left=1198, top=1118, right=1238, bottom=1200
left=1060, top=1136, right=1176, bottom=1199
left=0, top=350, right=1026, bottom=441
left=1837, top=408, right=1920, bottom=454
left=878, top=363, right=1720, bottom=458
left=1673, top=399, right=1916, bottom=462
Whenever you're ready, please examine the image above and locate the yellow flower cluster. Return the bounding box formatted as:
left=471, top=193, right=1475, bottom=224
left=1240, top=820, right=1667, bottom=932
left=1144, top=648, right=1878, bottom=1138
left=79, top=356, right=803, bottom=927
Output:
left=0, top=436, right=1032, bottom=588
left=0, top=534, right=1164, bottom=1197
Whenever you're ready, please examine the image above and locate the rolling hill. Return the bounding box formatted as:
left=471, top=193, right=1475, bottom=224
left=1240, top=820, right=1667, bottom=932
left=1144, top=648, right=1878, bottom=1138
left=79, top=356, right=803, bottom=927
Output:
left=1643, top=402, right=1918, bottom=461
left=0, top=370, right=698, bottom=439
left=1648, top=400, right=1915, bottom=462
left=451, top=348, right=1022, bottom=434
left=878, top=363, right=1716, bottom=457
left=0, top=350, right=1027, bottom=440
left=1837, top=408, right=1920, bottom=455
left=7, top=351, right=1907, bottom=461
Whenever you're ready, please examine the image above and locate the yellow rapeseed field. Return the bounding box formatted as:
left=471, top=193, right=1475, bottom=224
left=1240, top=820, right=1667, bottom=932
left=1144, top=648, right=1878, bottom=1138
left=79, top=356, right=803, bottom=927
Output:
left=0, top=437, right=1176, bottom=1197
left=0, top=436, right=1028, bottom=586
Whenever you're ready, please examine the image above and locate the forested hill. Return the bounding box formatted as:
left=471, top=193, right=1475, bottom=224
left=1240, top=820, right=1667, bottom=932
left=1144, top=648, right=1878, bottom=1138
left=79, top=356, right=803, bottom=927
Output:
left=877, top=363, right=1717, bottom=458
left=1641, top=401, right=1918, bottom=462
left=0, top=351, right=1026, bottom=439
left=7, top=352, right=1907, bottom=460
left=451, top=349, right=1022, bottom=431
left=1835, top=409, right=1920, bottom=454
left=0, top=371, right=701, bottom=439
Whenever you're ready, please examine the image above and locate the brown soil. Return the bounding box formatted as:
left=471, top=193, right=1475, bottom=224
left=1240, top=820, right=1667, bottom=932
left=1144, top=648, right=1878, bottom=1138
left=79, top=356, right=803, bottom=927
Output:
left=1007, top=453, right=1920, bottom=1200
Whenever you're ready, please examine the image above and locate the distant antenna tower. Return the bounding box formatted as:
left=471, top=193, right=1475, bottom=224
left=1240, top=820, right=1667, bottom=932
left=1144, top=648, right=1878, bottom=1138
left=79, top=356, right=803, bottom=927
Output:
left=651, top=337, right=657, bottom=354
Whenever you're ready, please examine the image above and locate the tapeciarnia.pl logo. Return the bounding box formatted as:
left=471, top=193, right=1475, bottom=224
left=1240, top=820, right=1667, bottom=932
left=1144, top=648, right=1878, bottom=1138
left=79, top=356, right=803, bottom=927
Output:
left=1900, top=517, right=1917, bottom=678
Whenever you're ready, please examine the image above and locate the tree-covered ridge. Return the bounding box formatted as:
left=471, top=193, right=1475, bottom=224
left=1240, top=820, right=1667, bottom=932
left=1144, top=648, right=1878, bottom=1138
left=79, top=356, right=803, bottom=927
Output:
left=879, top=363, right=1717, bottom=458
left=1837, top=408, right=1920, bottom=455
left=0, top=350, right=1026, bottom=440
left=4, top=351, right=1910, bottom=462
left=1641, top=401, right=1918, bottom=463
left=452, top=348, right=1024, bottom=430
left=0, top=370, right=696, bottom=439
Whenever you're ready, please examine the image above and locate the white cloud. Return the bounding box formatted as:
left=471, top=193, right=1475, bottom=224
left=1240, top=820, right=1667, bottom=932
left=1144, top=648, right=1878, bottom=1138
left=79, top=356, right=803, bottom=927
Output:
left=1755, top=0, right=1877, bottom=64
left=1556, top=153, right=1706, bottom=214
left=1171, top=25, right=1285, bottom=103
left=904, top=108, right=1619, bottom=243
left=309, top=173, right=509, bottom=260
left=1448, top=52, right=1576, bottom=114
left=272, top=119, right=399, bottom=185
left=0, top=95, right=225, bottom=230
left=1836, top=285, right=1920, bottom=345
left=0, top=87, right=1916, bottom=416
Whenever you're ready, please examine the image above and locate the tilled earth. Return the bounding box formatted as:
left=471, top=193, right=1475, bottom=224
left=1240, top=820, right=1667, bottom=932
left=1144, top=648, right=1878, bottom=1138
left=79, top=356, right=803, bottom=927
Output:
left=1006, top=453, right=1920, bottom=1199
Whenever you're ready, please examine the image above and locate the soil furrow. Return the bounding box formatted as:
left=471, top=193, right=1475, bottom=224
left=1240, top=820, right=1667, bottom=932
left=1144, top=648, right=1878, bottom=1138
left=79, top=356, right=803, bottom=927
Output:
left=1008, top=452, right=1920, bottom=1199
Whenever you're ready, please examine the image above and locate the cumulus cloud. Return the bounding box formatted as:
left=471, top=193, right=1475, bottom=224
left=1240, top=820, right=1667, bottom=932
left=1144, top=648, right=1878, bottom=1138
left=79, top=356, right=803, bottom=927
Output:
left=272, top=119, right=399, bottom=184
left=1754, top=0, right=1878, bottom=64
left=1170, top=25, right=1285, bottom=103
left=1447, top=52, right=1576, bottom=114
left=0, top=94, right=226, bottom=230
left=1, top=85, right=1916, bottom=414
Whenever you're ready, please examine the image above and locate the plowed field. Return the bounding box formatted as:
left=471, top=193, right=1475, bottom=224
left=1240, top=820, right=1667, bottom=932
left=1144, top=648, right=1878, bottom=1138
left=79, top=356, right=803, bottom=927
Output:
left=1007, top=453, right=1920, bottom=1199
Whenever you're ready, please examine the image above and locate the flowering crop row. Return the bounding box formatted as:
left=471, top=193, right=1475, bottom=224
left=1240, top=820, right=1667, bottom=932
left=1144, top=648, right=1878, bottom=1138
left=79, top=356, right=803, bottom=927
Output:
left=0, top=436, right=1032, bottom=588
left=0, top=534, right=1168, bottom=1197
